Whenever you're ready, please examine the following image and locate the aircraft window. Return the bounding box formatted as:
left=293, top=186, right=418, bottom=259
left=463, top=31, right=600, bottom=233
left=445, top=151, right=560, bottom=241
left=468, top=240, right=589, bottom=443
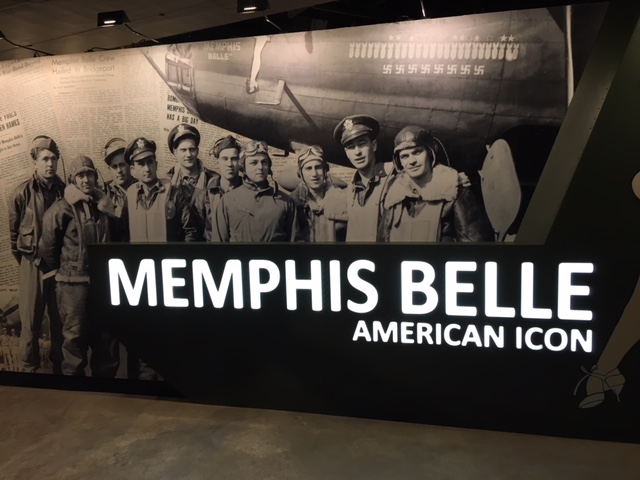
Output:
left=166, top=56, right=195, bottom=97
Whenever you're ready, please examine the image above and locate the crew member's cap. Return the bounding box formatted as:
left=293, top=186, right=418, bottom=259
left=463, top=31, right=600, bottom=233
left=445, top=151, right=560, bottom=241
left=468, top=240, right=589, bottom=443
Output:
left=125, top=138, right=156, bottom=164
left=31, top=136, right=60, bottom=157
left=239, top=140, right=271, bottom=172
left=297, top=145, right=326, bottom=170
left=168, top=124, right=200, bottom=154
left=102, top=138, right=128, bottom=165
left=69, top=155, right=97, bottom=183
left=393, top=126, right=434, bottom=155
left=393, top=126, right=440, bottom=170
left=240, top=140, right=270, bottom=162
left=333, top=114, right=380, bottom=146
left=211, top=135, right=242, bottom=158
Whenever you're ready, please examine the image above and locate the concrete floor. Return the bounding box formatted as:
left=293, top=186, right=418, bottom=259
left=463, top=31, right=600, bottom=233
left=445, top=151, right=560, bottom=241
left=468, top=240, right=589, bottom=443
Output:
left=0, top=386, right=639, bottom=479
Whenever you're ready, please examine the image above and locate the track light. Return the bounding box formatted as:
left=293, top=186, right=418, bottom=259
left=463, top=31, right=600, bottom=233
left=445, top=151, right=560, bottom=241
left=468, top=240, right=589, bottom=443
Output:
left=237, top=0, right=270, bottom=14
left=97, top=10, right=130, bottom=27
left=96, top=10, right=159, bottom=44
left=0, top=29, right=52, bottom=55
left=236, top=1, right=280, bottom=32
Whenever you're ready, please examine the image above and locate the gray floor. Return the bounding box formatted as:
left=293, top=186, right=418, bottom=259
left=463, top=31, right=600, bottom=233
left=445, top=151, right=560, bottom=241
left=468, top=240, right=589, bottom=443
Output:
left=0, top=386, right=639, bottom=480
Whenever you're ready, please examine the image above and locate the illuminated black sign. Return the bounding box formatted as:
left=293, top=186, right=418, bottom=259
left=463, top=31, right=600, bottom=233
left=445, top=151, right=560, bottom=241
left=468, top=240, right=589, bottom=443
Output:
left=89, top=244, right=640, bottom=442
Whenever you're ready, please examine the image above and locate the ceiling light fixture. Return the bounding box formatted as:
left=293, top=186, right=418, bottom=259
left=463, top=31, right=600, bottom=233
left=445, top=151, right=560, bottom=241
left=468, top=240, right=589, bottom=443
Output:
left=0, top=29, right=52, bottom=55
left=97, top=11, right=130, bottom=27
left=96, top=10, right=159, bottom=44
left=237, top=0, right=270, bottom=14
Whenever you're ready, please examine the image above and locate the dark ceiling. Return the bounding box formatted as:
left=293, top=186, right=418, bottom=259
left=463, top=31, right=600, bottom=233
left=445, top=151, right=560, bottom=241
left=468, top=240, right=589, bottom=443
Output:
left=0, top=0, right=603, bottom=60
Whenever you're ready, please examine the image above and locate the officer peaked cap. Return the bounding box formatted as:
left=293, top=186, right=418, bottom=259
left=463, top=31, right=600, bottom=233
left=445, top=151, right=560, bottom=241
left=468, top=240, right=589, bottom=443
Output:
left=168, top=124, right=200, bottom=154
left=125, top=137, right=156, bottom=164
left=333, top=114, right=380, bottom=146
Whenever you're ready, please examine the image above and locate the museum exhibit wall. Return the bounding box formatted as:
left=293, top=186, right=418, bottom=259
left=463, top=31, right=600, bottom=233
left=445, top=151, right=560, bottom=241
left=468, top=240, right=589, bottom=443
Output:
left=3, top=2, right=640, bottom=442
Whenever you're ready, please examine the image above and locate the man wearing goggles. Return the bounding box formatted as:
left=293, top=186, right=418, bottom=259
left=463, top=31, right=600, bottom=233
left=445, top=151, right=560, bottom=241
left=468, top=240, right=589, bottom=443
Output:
left=290, top=145, right=347, bottom=242
left=212, top=140, right=298, bottom=242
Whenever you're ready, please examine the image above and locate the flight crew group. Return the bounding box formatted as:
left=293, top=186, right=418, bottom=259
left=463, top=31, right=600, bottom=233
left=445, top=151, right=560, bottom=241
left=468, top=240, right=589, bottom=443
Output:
left=8, top=114, right=492, bottom=376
